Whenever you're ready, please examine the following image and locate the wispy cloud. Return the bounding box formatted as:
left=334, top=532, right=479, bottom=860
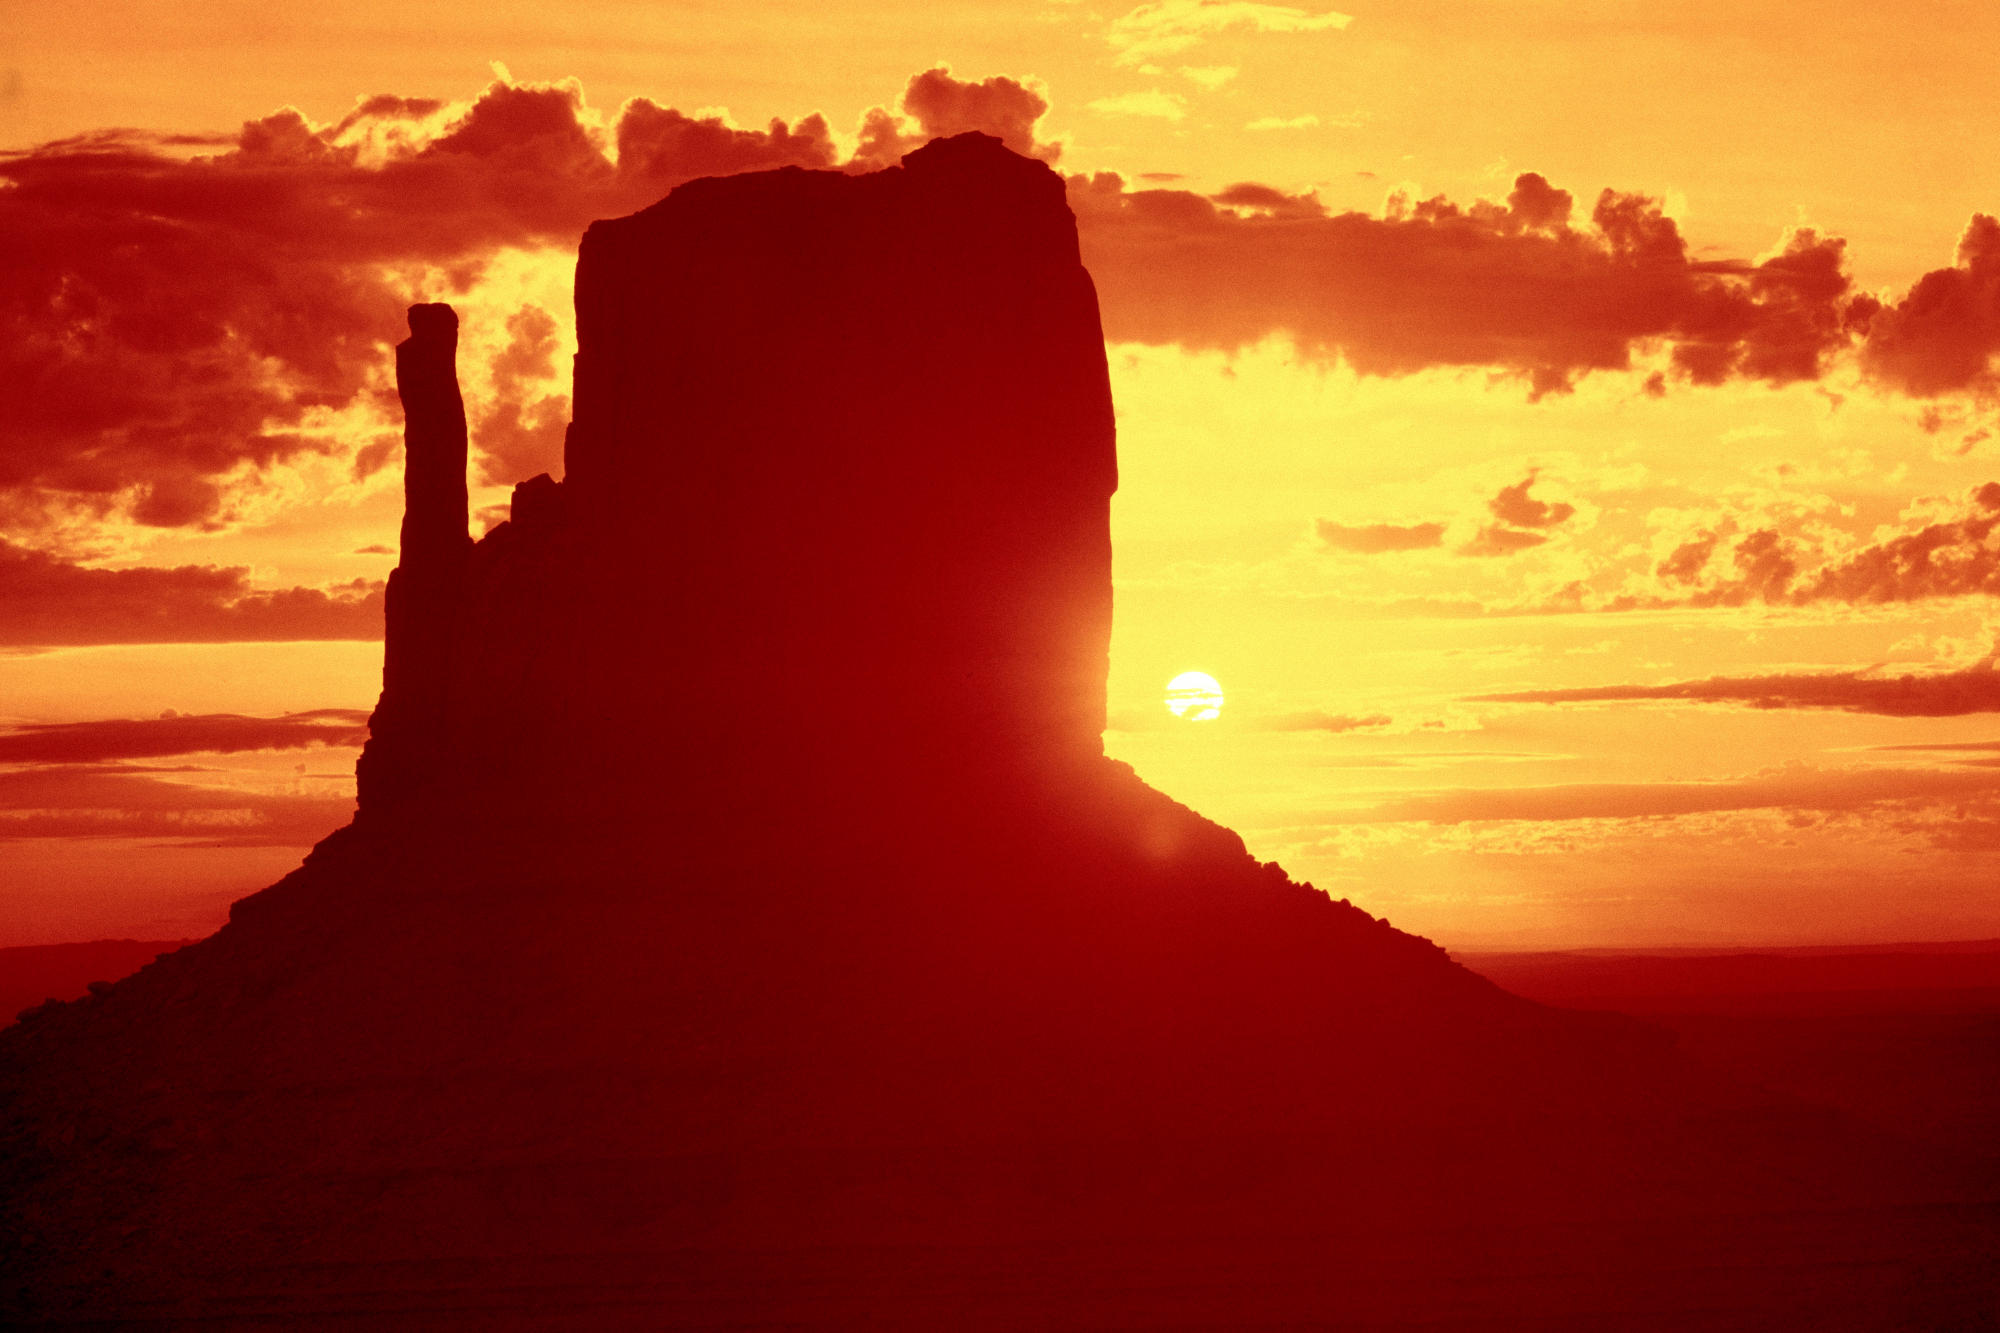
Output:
left=1334, top=765, right=2000, bottom=825
left=1180, top=65, right=1239, bottom=90
left=1108, top=1, right=1353, bottom=66
left=1087, top=89, right=1189, bottom=121
left=0, top=711, right=370, bottom=764
left=1472, top=649, right=2000, bottom=718
left=1245, top=114, right=1319, bottom=130
left=1316, top=520, right=1446, bottom=553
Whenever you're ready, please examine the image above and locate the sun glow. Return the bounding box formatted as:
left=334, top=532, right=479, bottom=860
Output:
left=1165, top=670, right=1225, bottom=721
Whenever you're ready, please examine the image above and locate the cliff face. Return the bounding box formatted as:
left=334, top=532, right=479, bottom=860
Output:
left=3, top=136, right=1993, bottom=1330
left=360, top=134, right=1116, bottom=823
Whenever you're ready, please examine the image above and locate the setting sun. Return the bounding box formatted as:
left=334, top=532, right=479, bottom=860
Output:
left=1165, top=671, right=1225, bottom=721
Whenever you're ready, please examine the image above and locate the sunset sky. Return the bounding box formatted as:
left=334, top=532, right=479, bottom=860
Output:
left=4, top=0, right=1999, bottom=949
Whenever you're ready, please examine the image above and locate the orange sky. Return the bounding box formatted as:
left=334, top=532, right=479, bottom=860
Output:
left=4, top=1, right=1999, bottom=948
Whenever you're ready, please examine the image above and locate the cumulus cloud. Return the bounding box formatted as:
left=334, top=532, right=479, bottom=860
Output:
left=615, top=99, right=836, bottom=187
left=11, top=62, right=1997, bottom=581
left=853, top=66, right=1059, bottom=167
left=1070, top=171, right=1866, bottom=392
left=1856, top=214, right=2000, bottom=398
left=1316, top=520, right=1445, bottom=553
left=1245, top=114, right=1320, bottom=131
left=1107, top=1, right=1353, bottom=65
left=474, top=304, right=571, bottom=484
left=0, top=711, right=370, bottom=764
left=1636, top=483, right=2000, bottom=610
left=0, top=540, right=382, bottom=644
left=0, top=74, right=834, bottom=538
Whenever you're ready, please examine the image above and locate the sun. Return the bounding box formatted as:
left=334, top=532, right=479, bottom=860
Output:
left=1165, top=670, right=1225, bottom=721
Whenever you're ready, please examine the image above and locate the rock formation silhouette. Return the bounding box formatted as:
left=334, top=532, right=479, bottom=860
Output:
left=3, top=134, right=1994, bottom=1329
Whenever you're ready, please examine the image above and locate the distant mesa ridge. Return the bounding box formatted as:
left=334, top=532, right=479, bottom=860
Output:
left=361, top=132, right=1115, bottom=822
left=3, top=134, right=1992, bottom=1329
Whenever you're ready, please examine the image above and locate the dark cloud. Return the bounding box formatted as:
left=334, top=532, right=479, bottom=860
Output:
left=615, top=99, right=837, bottom=189
left=0, top=710, right=369, bottom=764
left=1316, top=520, right=1445, bottom=553
left=1071, top=170, right=1865, bottom=390
left=1856, top=214, right=2000, bottom=397
left=1792, top=483, right=2000, bottom=604
left=899, top=67, right=1058, bottom=163
left=1504, top=173, right=1572, bottom=232
left=1639, top=484, right=2000, bottom=609
left=1472, top=648, right=2000, bottom=718
left=10, top=63, right=1996, bottom=567
left=851, top=66, right=1059, bottom=170
left=1656, top=530, right=1722, bottom=585
left=1488, top=470, right=1574, bottom=529
left=1460, top=524, right=1550, bottom=557
left=0, top=76, right=832, bottom=536
left=1452, top=471, right=1576, bottom=557
left=0, top=540, right=382, bottom=645
left=474, top=304, right=570, bottom=485
left=0, top=764, right=354, bottom=845
left=1211, top=182, right=1322, bottom=220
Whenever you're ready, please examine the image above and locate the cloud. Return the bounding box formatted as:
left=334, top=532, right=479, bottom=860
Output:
left=1210, top=182, right=1323, bottom=220
left=1245, top=115, right=1319, bottom=131
left=1792, top=482, right=2000, bottom=604
left=1459, top=525, right=1551, bottom=557
left=614, top=99, right=836, bottom=188
left=854, top=67, right=1060, bottom=167
left=1335, top=764, right=2000, bottom=826
left=1487, top=470, right=1575, bottom=529
left=1087, top=90, right=1188, bottom=121
left=1069, top=171, right=1865, bottom=391
left=1856, top=214, right=2000, bottom=397
left=1637, top=483, right=2000, bottom=610
left=0, top=540, right=382, bottom=645
left=1180, top=66, right=1239, bottom=90
left=1316, top=519, right=1445, bottom=553
left=1104, top=706, right=1388, bottom=732
left=473, top=304, right=570, bottom=485
left=1108, top=1, right=1353, bottom=65
left=0, top=764, right=354, bottom=845
left=1471, top=651, right=2000, bottom=718
left=0, top=74, right=834, bottom=536
left=1453, top=470, right=1576, bottom=557
left=13, top=63, right=1993, bottom=567
left=1249, top=710, right=1391, bottom=732
left=0, top=711, right=370, bottom=764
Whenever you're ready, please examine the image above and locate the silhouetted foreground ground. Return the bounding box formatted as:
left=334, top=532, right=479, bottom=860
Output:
left=1463, top=943, right=2000, bottom=1177
left=6, top=778, right=1996, bottom=1329
left=0, top=942, right=194, bottom=1026
left=4, top=136, right=1997, bottom=1328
